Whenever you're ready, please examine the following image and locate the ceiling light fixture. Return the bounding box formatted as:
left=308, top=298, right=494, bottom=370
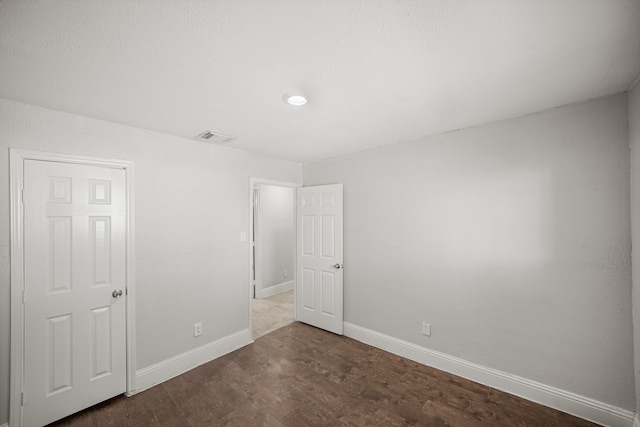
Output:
left=283, top=93, right=307, bottom=106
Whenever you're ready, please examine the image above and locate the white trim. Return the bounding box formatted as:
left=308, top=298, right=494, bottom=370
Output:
left=248, top=177, right=300, bottom=337
left=133, top=329, right=252, bottom=393
left=258, top=280, right=294, bottom=299
left=254, top=186, right=263, bottom=298
left=630, top=73, right=640, bottom=91
left=1, top=423, right=8, bottom=427
left=125, top=162, right=137, bottom=394
left=344, top=322, right=635, bottom=427
left=634, top=413, right=640, bottom=427
left=250, top=178, right=301, bottom=188
left=9, top=149, right=136, bottom=427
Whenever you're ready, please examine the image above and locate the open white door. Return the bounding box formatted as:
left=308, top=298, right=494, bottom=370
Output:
left=296, top=184, right=343, bottom=334
left=22, top=160, right=127, bottom=426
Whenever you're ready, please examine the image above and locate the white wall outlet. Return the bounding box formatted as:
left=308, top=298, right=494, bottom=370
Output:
left=422, top=321, right=431, bottom=337
left=194, top=322, right=202, bottom=337
left=239, top=231, right=247, bottom=242
left=283, top=269, right=288, bottom=278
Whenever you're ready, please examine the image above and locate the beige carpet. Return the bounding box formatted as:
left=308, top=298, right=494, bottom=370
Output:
left=251, top=289, right=294, bottom=339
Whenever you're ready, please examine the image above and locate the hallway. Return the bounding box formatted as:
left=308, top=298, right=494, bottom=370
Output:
left=252, top=289, right=294, bottom=339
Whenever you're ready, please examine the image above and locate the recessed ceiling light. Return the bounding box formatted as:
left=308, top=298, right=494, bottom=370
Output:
left=283, top=93, right=307, bottom=106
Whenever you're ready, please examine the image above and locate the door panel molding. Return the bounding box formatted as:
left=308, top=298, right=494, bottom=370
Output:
left=9, top=149, right=136, bottom=427
left=296, top=184, right=344, bottom=335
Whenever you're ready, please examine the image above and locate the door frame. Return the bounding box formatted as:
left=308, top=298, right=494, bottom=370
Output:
left=9, top=149, right=136, bottom=426
left=248, top=177, right=300, bottom=337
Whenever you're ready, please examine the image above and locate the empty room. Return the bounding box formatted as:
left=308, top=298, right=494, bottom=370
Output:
left=1, top=1, right=640, bottom=426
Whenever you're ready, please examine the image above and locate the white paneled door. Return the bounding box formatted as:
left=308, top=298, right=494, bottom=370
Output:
left=22, top=160, right=126, bottom=426
left=296, top=184, right=343, bottom=334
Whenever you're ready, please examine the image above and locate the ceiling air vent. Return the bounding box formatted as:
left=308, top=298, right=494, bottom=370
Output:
left=195, top=130, right=237, bottom=144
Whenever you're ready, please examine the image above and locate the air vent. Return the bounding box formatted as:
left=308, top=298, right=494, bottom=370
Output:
left=195, top=130, right=237, bottom=144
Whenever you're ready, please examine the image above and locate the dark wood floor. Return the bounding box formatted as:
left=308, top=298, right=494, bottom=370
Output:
left=49, top=322, right=597, bottom=426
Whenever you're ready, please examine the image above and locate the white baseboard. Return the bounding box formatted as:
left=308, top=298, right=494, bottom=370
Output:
left=1, top=422, right=8, bottom=427
left=133, top=328, right=252, bottom=393
left=344, top=322, right=635, bottom=427
left=258, top=280, right=293, bottom=299
left=634, top=413, right=640, bottom=427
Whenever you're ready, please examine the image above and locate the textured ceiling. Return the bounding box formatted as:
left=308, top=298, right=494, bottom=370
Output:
left=1, top=1, right=639, bottom=163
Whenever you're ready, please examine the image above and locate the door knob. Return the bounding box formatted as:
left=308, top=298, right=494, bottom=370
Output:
left=333, top=263, right=343, bottom=270
left=112, top=289, right=123, bottom=298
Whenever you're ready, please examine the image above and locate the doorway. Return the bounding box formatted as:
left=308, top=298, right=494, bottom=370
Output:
left=249, top=178, right=299, bottom=339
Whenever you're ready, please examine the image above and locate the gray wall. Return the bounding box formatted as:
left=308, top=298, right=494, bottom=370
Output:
left=630, top=81, right=640, bottom=421
left=304, top=93, right=635, bottom=410
left=2, top=92, right=637, bottom=423
left=257, top=184, right=294, bottom=291
left=0, top=99, right=302, bottom=424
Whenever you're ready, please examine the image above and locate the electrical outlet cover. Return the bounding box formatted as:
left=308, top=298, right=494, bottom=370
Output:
left=194, top=323, right=203, bottom=337
left=422, top=322, right=431, bottom=337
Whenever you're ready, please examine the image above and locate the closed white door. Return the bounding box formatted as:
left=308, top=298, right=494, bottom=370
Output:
left=22, top=160, right=126, bottom=426
left=296, top=184, right=343, bottom=334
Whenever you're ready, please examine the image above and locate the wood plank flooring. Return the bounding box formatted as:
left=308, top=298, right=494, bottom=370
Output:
left=49, top=322, right=597, bottom=426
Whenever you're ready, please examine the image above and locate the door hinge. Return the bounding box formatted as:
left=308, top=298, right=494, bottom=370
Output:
left=21, top=391, right=25, bottom=406
left=21, top=187, right=24, bottom=203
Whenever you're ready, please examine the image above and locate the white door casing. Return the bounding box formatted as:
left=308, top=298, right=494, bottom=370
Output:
left=253, top=187, right=263, bottom=299
left=296, top=184, right=344, bottom=334
left=10, top=150, right=135, bottom=427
